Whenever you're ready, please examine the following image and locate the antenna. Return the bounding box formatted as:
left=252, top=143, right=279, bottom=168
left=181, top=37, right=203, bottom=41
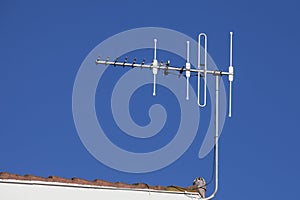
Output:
left=95, top=32, right=235, bottom=200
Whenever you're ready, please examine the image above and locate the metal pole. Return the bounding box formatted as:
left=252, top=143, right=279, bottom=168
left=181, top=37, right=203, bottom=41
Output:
left=95, top=60, right=233, bottom=76
left=214, top=74, right=219, bottom=196
left=201, top=75, right=219, bottom=200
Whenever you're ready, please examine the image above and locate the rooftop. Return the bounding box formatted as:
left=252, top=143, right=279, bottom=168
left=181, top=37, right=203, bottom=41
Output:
left=0, top=172, right=200, bottom=193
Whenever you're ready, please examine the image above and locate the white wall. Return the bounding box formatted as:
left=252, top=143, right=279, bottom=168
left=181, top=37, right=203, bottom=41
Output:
left=0, top=179, right=201, bottom=200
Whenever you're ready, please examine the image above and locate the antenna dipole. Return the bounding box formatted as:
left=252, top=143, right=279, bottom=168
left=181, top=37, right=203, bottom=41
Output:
left=198, top=33, right=207, bottom=107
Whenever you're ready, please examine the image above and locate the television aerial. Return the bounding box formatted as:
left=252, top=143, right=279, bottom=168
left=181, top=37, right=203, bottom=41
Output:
left=96, top=32, right=235, bottom=200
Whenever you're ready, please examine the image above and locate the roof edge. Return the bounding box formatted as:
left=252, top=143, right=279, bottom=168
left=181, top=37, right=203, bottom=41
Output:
left=0, top=172, right=199, bottom=193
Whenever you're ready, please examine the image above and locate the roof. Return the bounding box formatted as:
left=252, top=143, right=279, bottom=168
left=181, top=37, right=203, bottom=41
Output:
left=0, top=172, right=199, bottom=193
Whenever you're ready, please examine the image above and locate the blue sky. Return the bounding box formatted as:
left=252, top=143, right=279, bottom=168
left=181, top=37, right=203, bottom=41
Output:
left=1, top=0, right=300, bottom=199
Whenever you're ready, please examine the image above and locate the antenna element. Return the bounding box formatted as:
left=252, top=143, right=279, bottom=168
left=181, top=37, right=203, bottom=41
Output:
left=186, top=41, right=191, bottom=100
left=228, top=32, right=234, bottom=117
left=152, top=39, right=158, bottom=96
left=198, top=33, right=207, bottom=107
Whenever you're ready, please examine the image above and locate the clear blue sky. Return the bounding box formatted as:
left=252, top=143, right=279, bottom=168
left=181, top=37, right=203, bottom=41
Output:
left=1, top=0, right=299, bottom=199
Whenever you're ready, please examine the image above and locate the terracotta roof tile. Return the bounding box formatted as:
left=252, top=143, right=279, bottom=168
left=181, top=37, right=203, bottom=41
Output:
left=0, top=172, right=200, bottom=193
